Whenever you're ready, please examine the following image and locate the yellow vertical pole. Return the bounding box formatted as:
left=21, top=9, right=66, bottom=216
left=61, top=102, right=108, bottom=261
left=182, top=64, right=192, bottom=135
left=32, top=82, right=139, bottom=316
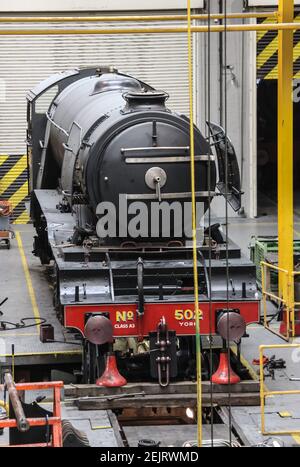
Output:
left=278, top=0, right=294, bottom=335
left=259, top=346, right=265, bottom=434
left=187, top=0, right=202, bottom=447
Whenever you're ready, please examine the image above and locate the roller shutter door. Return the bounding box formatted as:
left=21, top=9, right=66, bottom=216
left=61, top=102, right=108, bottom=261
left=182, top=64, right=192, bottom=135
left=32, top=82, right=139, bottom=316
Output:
left=0, top=16, right=194, bottom=223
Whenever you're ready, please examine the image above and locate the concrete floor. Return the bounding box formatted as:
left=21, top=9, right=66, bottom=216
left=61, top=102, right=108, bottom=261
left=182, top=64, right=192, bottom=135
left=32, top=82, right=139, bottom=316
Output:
left=0, top=402, right=120, bottom=447
left=1, top=212, right=300, bottom=446
left=0, top=224, right=81, bottom=368
left=229, top=325, right=300, bottom=447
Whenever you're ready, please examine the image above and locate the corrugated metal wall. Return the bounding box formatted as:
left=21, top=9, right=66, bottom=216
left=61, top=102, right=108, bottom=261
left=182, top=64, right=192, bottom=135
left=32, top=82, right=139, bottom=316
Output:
left=0, top=18, right=192, bottom=222
left=0, top=21, right=191, bottom=154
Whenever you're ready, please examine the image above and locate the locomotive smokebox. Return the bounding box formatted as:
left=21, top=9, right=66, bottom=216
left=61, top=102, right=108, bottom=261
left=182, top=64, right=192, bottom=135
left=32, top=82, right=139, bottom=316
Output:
left=43, top=69, right=216, bottom=241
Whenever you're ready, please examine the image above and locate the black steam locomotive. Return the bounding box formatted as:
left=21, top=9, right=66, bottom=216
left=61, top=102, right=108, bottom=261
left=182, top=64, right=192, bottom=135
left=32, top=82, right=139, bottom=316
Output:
left=27, top=67, right=259, bottom=386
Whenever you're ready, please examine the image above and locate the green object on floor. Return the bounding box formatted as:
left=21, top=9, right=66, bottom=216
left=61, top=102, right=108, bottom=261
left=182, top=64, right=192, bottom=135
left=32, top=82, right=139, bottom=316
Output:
left=250, top=236, right=300, bottom=293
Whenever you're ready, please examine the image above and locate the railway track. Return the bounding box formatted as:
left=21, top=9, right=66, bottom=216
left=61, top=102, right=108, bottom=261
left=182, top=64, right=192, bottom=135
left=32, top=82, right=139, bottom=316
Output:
left=64, top=381, right=260, bottom=410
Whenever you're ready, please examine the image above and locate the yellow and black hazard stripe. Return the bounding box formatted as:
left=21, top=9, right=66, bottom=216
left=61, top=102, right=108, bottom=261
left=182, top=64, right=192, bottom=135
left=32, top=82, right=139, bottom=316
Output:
left=0, top=154, right=30, bottom=224
left=257, top=14, right=300, bottom=80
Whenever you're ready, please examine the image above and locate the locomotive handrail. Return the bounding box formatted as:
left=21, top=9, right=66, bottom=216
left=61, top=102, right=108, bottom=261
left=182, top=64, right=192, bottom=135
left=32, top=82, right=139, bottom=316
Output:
left=125, top=191, right=216, bottom=200
left=122, top=146, right=190, bottom=152
left=106, top=253, right=115, bottom=303
left=125, top=155, right=215, bottom=164
left=207, top=121, right=242, bottom=212
left=27, top=67, right=102, bottom=102
left=46, top=112, right=69, bottom=137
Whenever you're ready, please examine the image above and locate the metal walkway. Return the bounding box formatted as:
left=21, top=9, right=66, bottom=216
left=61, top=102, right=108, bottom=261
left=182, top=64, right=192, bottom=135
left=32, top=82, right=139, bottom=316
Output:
left=230, top=325, right=300, bottom=447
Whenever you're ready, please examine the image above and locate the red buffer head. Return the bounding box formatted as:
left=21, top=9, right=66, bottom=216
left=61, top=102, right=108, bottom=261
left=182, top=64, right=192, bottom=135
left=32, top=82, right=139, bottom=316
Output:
left=96, top=353, right=127, bottom=387
left=211, top=349, right=240, bottom=385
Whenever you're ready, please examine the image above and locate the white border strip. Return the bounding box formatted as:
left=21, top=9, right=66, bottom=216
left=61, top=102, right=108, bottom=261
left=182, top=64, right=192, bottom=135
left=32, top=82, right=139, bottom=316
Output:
left=247, top=0, right=300, bottom=6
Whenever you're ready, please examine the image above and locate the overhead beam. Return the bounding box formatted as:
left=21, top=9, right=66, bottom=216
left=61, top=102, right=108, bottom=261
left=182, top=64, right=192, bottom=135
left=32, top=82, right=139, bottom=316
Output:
left=2, top=23, right=300, bottom=35
left=0, top=12, right=276, bottom=23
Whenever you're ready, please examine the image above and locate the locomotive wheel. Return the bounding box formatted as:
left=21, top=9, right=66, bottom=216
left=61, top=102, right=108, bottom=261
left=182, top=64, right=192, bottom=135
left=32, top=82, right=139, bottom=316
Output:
left=82, top=341, right=97, bottom=384
left=203, top=350, right=219, bottom=379
left=82, top=341, right=106, bottom=384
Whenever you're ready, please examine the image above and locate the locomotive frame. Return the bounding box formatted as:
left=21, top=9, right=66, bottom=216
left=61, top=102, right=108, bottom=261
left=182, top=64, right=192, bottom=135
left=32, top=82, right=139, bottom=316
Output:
left=27, top=67, right=260, bottom=386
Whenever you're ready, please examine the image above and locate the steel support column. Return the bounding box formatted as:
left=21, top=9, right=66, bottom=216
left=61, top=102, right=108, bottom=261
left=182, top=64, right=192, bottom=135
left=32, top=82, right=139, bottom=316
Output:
left=278, top=0, right=294, bottom=315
